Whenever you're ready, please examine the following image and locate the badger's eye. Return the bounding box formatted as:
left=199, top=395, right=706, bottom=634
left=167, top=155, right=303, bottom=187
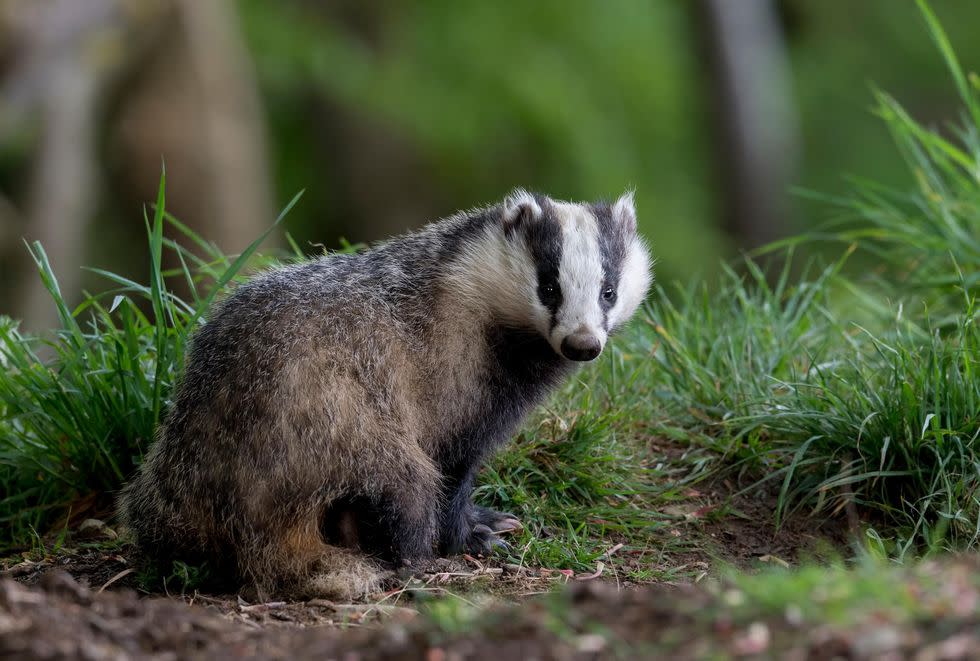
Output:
left=602, top=287, right=617, bottom=303
left=541, top=283, right=557, bottom=296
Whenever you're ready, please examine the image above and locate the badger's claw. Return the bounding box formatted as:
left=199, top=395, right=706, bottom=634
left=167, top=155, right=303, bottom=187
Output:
left=467, top=523, right=511, bottom=556
left=464, top=506, right=521, bottom=555
left=441, top=504, right=522, bottom=556
left=472, top=506, right=522, bottom=534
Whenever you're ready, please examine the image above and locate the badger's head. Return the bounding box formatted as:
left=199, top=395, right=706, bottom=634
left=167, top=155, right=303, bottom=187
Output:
left=494, top=190, right=652, bottom=361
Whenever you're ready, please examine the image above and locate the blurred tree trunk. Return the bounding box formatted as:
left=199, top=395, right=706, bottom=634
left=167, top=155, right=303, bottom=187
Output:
left=0, top=0, right=167, bottom=332
left=110, top=0, right=275, bottom=262
left=695, top=0, right=801, bottom=250
left=174, top=0, right=274, bottom=254
left=1, top=0, right=274, bottom=331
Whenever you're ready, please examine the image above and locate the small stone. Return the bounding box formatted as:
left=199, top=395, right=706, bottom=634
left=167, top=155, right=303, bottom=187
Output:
left=784, top=604, right=803, bottom=627
left=76, top=519, right=117, bottom=541
left=851, top=626, right=902, bottom=656
left=425, top=648, right=446, bottom=661
left=733, top=622, right=770, bottom=656
left=575, top=634, right=606, bottom=653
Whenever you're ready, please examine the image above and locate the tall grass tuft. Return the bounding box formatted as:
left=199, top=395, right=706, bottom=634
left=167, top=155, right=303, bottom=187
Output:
left=0, top=172, right=296, bottom=545
left=645, top=0, right=980, bottom=552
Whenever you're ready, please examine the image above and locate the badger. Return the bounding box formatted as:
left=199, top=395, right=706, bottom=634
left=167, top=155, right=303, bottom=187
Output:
left=120, top=190, right=652, bottom=599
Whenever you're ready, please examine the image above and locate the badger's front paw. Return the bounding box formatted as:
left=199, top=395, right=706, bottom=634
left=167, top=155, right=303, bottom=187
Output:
left=463, top=507, right=521, bottom=556
left=439, top=501, right=523, bottom=556
left=465, top=523, right=510, bottom=556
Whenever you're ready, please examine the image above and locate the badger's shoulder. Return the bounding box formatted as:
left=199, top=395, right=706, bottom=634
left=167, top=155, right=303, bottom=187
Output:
left=182, top=256, right=379, bottom=371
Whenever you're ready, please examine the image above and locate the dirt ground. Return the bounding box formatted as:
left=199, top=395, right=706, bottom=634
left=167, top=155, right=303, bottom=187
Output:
left=2, top=472, right=849, bottom=596
left=2, top=477, right=951, bottom=660
left=4, top=560, right=979, bottom=660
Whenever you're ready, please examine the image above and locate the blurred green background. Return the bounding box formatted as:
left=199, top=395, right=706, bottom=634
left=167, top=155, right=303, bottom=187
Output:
left=2, top=0, right=979, bottom=331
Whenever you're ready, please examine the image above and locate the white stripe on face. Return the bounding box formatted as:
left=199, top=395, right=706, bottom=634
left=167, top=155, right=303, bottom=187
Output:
left=607, top=236, right=652, bottom=330
left=550, top=203, right=608, bottom=351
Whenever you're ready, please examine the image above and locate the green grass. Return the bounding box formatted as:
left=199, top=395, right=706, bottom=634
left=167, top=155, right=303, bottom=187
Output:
left=475, top=387, right=687, bottom=574
left=642, top=259, right=979, bottom=550
left=725, top=557, right=955, bottom=627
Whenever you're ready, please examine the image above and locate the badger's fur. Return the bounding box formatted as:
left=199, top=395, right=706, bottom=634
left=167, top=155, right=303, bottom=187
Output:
left=120, top=190, right=652, bottom=599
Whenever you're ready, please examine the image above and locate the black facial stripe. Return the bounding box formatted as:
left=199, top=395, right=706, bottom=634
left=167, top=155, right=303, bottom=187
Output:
left=592, top=204, right=630, bottom=282
left=592, top=203, right=630, bottom=328
left=526, top=201, right=563, bottom=327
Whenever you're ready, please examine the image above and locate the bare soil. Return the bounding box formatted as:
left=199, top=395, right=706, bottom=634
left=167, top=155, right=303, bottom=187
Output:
left=4, top=560, right=979, bottom=660
left=0, top=469, right=924, bottom=660
left=694, top=475, right=851, bottom=566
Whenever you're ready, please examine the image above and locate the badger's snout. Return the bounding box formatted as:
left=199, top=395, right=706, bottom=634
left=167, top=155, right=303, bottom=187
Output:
left=560, top=331, right=602, bottom=361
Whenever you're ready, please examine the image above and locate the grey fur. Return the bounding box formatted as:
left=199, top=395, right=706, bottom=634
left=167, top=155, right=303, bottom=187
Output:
left=119, top=191, right=652, bottom=599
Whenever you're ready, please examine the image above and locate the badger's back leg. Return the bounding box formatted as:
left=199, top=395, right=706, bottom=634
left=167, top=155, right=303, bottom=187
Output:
left=245, top=512, right=386, bottom=601
left=244, top=445, right=441, bottom=597
left=320, top=464, right=443, bottom=566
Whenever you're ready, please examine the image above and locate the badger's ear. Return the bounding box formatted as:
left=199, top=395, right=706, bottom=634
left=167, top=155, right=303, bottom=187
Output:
left=611, top=190, right=637, bottom=234
left=502, top=189, right=542, bottom=236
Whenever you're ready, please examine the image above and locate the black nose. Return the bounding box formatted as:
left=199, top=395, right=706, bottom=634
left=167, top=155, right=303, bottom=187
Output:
left=560, top=333, right=602, bottom=361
